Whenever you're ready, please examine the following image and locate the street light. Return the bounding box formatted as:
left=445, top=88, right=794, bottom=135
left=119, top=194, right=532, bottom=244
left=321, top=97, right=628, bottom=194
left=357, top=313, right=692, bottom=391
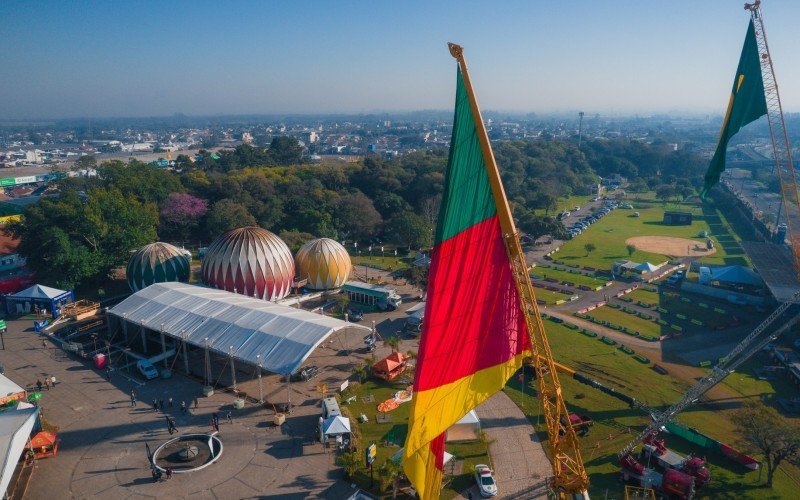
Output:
left=367, top=246, right=372, bottom=281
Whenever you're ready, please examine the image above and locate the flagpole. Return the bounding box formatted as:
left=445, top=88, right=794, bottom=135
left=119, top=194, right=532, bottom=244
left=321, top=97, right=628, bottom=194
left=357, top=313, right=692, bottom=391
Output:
left=447, top=43, right=517, bottom=239
left=447, top=43, right=589, bottom=495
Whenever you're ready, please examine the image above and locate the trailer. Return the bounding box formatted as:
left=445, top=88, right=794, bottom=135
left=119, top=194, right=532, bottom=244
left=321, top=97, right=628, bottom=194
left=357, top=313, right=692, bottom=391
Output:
left=342, top=281, right=402, bottom=311
left=620, top=453, right=695, bottom=499
left=641, top=434, right=711, bottom=488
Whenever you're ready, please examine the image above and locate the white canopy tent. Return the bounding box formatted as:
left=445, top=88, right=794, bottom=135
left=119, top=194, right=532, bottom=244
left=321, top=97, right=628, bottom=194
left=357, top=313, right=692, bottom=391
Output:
left=322, top=416, right=351, bottom=436
left=107, top=282, right=371, bottom=375
left=0, top=405, right=39, bottom=497
left=446, top=409, right=481, bottom=442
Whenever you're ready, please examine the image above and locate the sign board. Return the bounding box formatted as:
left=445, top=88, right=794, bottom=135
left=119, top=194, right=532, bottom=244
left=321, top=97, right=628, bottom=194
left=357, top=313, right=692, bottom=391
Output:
left=366, top=442, right=377, bottom=465
left=14, top=176, right=36, bottom=185
left=0, top=178, right=14, bottom=187
left=339, top=379, right=349, bottom=393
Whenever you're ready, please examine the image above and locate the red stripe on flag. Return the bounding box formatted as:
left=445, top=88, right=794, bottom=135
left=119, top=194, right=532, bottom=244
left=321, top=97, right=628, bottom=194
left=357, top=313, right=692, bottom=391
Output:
left=432, top=433, right=446, bottom=471
left=415, top=215, right=529, bottom=392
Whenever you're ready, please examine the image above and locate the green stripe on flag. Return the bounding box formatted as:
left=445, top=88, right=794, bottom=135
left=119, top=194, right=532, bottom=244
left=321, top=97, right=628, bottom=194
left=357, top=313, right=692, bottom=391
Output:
left=701, top=19, right=767, bottom=198
left=434, top=67, right=496, bottom=244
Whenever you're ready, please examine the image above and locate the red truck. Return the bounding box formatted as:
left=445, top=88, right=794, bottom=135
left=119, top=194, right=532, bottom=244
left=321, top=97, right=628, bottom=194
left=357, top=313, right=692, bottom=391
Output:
left=641, top=434, right=711, bottom=488
left=620, top=453, right=695, bottom=499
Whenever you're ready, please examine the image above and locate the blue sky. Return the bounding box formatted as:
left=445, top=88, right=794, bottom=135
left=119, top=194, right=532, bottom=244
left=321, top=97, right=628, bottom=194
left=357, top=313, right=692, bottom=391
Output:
left=1, top=0, right=799, bottom=119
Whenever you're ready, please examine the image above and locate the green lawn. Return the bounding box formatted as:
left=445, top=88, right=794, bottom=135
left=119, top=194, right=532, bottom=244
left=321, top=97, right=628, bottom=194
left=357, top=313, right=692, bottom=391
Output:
left=553, top=197, right=747, bottom=270
left=340, top=377, right=490, bottom=498
left=533, top=194, right=595, bottom=216
left=351, top=254, right=411, bottom=272
left=532, top=265, right=609, bottom=289
left=533, top=287, right=576, bottom=305
left=511, top=321, right=799, bottom=498
left=585, top=306, right=663, bottom=338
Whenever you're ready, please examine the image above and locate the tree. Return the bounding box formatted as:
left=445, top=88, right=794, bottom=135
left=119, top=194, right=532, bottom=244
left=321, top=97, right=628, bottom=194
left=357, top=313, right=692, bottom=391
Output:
left=584, top=243, right=597, bottom=256
left=655, top=184, right=675, bottom=204
left=8, top=187, right=158, bottom=289
left=334, top=192, right=383, bottom=241
left=384, top=335, right=401, bottom=353
left=386, top=211, right=432, bottom=250
left=408, top=265, right=429, bottom=289
left=516, top=210, right=567, bottom=242
left=376, top=459, right=402, bottom=494
left=735, top=403, right=800, bottom=487
left=72, top=155, right=97, bottom=172
left=203, top=199, right=256, bottom=239
left=159, top=192, right=208, bottom=242
left=336, top=293, right=350, bottom=314
left=268, top=136, right=304, bottom=165
left=278, top=229, right=316, bottom=253
left=626, top=243, right=637, bottom=257
left=352, top=363, right=368, bottom=384
left=338, top=451, right=361, bottom=479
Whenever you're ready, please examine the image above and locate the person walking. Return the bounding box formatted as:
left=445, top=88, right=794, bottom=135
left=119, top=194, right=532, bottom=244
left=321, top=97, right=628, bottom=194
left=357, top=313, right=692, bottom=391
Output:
left=165, top=467, right=173, bottom=480
left=165, top=416, right=174, bottom=435
left=130, top=393, right=137, bottom=407
left=106, top=367, right=111, bottom=381
left=35, top=379, right=43, bottom=392
left=226, top=410, right=232, bottom=424
left=180, top=401, right=187, bottom=415
left=152, top=399, right=158, bottom=413
left=41, top=339, right=47, bottom=349
left=212, top=412, right=220, bottom=432
left=193, top=397, right=198, bottom=410
left=158, top=399, right=165, bottom=411
left=44, top=378, right=50, bottom=390
left=168, top=397, right=173, bottom=408
left=50, top=375, right=56, bottom=387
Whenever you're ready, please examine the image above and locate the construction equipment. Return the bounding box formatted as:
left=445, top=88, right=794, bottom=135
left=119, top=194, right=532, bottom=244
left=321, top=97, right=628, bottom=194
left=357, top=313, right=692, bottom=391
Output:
left=448, top=43, right=589, bottom=497
left=746, top=0, right=800, bottom=270
left=619, top=289, right=800, bottom=459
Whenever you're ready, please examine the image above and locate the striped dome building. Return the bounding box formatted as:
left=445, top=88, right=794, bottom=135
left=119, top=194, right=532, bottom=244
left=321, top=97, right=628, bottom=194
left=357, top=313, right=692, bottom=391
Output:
left=295, top=238, right=352, bottom=290
left=127, top=242, right=191, bottom=292
left=201, top=227, right=294, bottom=301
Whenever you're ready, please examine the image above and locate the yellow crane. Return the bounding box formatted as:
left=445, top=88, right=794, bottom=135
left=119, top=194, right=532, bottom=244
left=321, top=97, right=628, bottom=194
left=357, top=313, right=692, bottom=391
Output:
left=449, top=43, right=590, bottom=498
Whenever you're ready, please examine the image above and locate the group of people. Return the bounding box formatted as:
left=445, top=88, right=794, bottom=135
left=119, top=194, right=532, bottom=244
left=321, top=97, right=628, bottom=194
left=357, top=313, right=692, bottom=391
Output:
left=35, top=375, right=57, bottom=392
left=151, top=464, right=173, bottom=482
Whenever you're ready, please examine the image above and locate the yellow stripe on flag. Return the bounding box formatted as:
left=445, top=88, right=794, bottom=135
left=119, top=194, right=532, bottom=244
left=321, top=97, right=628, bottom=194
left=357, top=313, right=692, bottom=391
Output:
left=404, top=352, right=527, bottom=499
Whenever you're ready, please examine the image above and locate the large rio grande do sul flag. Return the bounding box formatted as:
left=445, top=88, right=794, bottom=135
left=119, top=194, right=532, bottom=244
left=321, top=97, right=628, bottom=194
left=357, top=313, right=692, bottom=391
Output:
left=402, top=65, right=532, bottom=498
left=701, top=19, right=767, bottom=198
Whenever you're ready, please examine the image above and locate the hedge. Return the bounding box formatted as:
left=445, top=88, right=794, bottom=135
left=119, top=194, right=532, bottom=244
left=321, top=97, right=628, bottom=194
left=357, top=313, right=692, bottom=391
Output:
left=619, top=345, right=635, bottom=354
left=680, top=297, right=692, bottom=303
left=698, top=360, right=712, bottom=368
left=713, top=307, right=726, bottom=314
left=565, top=323, right=579, bottom=330
left=549, top=316, right=564, bottom=324
left=637, top=313, right=652, bottom=320
left=600, top=336, right=617, bottom=345
left=608, top=303, right=621, bottom=309
left=581, top=329, right=598, bottom=338
left=656, top=319, right=668, bottom=326
left=633, top=354, right=651, bottom=364
left=656, top=307, right=668, bottom=314
left=636, top=301, right=654, bottom=308
left=640, top=335, right=659, bottom=342
left=690, top=319, right=704, bottom=326
left=620, top=296, right=633, bottom=303
left=698, top=302, right=709, bottom=309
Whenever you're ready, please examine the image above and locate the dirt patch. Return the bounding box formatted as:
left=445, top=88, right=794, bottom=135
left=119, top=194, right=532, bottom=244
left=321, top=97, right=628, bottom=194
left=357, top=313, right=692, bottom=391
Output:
left=626, top=236, right=716, bottom=257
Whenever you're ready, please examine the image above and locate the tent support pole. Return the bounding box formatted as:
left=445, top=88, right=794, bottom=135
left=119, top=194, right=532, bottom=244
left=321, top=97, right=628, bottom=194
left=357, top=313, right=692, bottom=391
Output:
left=257, top=355, right=264, bottom=404
left=229, top=349, right=237, bottom=392
left=182, top=338, right=190, bottom=375
left=140, top=325, right=147, bottom=354
left=160, top=332, right=167, bottom=369
left=122, top=319, right=128, bottom=343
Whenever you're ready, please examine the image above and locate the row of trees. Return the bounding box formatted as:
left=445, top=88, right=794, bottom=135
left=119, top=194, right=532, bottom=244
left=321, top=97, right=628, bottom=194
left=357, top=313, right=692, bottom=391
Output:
left=9, top=136, right=710, bottom=289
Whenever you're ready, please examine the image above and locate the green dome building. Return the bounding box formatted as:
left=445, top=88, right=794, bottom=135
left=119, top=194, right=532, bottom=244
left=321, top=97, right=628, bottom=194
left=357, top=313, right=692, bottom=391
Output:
left=126, top=242, right=191, bottom=292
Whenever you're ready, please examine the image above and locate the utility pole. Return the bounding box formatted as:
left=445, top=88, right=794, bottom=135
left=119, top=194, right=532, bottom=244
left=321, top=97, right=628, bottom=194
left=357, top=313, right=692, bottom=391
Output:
left=577, top=111, right=585, bottom=148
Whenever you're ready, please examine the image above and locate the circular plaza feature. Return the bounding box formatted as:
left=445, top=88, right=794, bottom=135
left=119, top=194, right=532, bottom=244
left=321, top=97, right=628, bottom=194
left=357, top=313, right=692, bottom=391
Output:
left=625, top=236, right=717, bottom=257
left=152, top=434, right=223, bottom=473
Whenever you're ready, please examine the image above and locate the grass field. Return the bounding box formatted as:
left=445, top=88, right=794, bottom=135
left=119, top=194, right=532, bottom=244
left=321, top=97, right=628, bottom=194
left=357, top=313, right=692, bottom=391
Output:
left=340, top=376, right=490, bottom=498
left=508, top=321, right=799, bottom=498
left=533, top=286, right=576, bottom=305
left=532, top=265, right=609, bottom=289
left=554, top=199, right=748, bottom=270
left=585, top=305, right=663, bottom=338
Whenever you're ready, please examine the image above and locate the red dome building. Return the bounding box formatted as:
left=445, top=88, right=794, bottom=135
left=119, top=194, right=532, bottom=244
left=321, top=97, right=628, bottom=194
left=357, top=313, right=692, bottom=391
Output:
left=201, top=227, right=295, bottom=301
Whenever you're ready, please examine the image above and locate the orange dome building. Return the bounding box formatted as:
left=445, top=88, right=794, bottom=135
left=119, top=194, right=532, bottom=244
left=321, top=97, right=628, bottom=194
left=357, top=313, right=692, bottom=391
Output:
left=295, top=238, right=352, bottom=290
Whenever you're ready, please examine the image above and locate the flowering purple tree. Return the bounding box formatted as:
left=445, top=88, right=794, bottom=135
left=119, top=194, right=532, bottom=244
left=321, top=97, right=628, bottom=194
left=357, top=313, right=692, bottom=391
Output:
left=159, top=192, right=208, bottom=242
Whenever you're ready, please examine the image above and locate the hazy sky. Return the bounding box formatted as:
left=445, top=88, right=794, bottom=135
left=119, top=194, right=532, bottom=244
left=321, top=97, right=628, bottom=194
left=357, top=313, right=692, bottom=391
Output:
left=2, top=0, right=800, bottom=119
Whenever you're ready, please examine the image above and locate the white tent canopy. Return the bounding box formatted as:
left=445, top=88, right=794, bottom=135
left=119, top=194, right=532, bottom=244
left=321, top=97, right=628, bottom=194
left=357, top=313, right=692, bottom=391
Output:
left=0, top=375, right=25, bottom=401
left=0, top=406, right=38, bottom=497
left=322, top=416, right=351, bottom=436
left=10, top=284, right=69, bottom=300
left=108, top=282, right=370, bottom=375
left=455, top=409, right=480, bottom=426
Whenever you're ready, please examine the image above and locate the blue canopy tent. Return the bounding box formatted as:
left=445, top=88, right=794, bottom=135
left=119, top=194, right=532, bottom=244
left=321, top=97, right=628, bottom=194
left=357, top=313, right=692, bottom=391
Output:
left=4, top=284, right=74, bottom=318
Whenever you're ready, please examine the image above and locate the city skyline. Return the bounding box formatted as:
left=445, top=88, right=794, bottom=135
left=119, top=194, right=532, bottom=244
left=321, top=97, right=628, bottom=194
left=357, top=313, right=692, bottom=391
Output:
left=2, top=1, right=800, bottom=119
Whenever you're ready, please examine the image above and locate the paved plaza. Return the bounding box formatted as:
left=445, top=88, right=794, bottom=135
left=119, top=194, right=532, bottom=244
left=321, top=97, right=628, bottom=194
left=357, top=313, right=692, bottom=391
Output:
left=0, top=317, right=361, bottom=499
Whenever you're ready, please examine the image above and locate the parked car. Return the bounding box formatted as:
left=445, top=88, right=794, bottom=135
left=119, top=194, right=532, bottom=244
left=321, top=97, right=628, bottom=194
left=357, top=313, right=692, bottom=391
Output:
left=474, top=464, right=498, bottom=497
left=287, top=365, right=319, bottom=382
left=347, top=308, right=364, bottom=322
left=137, top=360, right=159, bottom=380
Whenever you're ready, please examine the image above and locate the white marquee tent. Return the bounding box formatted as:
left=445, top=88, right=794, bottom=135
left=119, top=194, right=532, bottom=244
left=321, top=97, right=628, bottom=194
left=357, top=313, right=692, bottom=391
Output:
left=107, top=282, right=370, bottom=375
